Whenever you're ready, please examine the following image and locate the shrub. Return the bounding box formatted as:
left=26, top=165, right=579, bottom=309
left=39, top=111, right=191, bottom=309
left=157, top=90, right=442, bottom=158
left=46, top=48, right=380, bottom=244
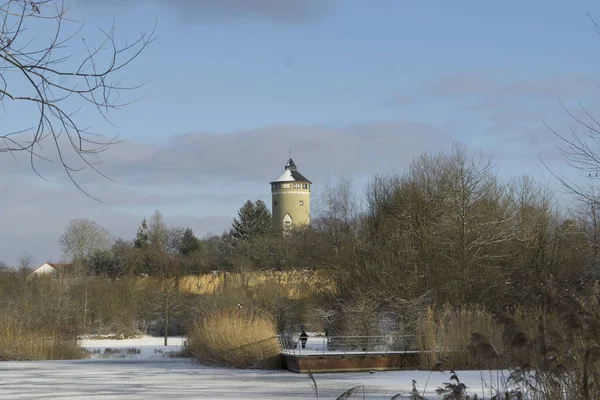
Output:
left=187, top=307, right=281, bottom=369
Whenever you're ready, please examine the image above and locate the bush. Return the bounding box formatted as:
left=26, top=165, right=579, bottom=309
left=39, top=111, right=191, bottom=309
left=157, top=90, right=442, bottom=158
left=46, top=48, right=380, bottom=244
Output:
left=187, top=307, right=281, bottom=369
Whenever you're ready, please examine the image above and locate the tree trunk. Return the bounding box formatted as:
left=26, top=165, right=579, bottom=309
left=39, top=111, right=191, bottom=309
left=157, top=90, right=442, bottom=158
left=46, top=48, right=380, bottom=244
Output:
left=83, top=279, right=88, bottom=329
left=163, top=286, right=169, bottom=347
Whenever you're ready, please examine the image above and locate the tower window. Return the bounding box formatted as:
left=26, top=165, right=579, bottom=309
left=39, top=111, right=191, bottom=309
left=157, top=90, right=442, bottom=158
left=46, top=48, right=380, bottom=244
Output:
left=274, top=201, right=278, bottom=207
left=293, top=183, right=301, bottom=189
left=299, top=200, right=304, bottom=206
left=303, top=184, right=308, bottom=189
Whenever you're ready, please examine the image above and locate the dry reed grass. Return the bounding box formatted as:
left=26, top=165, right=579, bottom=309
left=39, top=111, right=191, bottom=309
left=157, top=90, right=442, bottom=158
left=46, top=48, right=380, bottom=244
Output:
left=187, top=307, right=282, bottom=369
left=416, top=303, right=545, bottom=370
left=459, top=294, right=600, bottom=399
left=0, top=317, right=85, bottom=360
left=179, top=270, right=332, bottom=298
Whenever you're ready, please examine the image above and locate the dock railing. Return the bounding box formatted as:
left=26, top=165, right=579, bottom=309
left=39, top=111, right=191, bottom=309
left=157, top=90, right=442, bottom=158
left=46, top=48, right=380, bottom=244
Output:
left=277, top=334, right=422, bottom=357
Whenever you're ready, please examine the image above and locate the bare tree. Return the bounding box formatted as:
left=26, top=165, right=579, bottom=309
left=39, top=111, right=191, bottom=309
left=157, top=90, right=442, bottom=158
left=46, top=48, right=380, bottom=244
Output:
left=58, top=217, right=111, bottom=261
left=313, top=175, right=361, bottom=265
left=573, top=178, right=600, bottom=262
left=150, top=252, right=186, bottom=346
left=543, top=15, right=600, bottom=205
left=16, top=250, right=34, bottom=273
left=58, top=217, right=112, bottom=329
left=136, top=210, right=187, bottom=345
left=0, top=1, right=155, bottom=197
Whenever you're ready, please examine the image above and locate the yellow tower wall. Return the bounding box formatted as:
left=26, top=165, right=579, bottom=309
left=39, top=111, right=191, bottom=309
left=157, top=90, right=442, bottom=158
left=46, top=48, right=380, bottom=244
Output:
left=272, top=186, right=310, bottom=230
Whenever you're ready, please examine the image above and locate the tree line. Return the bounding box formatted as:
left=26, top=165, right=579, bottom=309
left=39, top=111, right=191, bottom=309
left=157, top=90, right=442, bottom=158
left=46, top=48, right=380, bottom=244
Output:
left=43, top=144, right=600, bottom=310
left=47, top=199, right=279, bottom=279
left=6, top=142, right=599, bottom=338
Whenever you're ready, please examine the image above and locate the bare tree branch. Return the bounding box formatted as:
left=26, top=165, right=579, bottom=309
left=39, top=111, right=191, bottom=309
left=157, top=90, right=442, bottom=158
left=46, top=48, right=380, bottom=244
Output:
left=0, top=1, right=156, bottom=200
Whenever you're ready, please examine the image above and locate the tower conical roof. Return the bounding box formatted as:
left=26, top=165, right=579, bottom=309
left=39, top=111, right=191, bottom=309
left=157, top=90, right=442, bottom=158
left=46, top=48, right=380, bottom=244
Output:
left=270, top=156, right=311, bottom=184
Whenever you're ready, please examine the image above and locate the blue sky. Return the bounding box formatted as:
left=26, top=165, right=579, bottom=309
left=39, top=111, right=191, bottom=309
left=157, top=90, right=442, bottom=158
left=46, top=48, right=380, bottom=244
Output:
left=70, top=0, right=600, bottom=134
left=3, top=0, right=600, bottom=265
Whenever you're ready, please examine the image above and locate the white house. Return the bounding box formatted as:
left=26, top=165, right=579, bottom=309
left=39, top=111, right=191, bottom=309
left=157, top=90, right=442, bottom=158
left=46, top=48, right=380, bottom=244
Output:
left=27, top=262, right=72, bottom=279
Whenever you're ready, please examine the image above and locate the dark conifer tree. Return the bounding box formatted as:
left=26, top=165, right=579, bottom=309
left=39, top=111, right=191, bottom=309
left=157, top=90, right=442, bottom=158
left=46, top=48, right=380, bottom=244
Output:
left=134, top=219, right=149, bottom=249
left=179, top=228, right=202, bottom=256
left=230, top=200, right=273, bottom=241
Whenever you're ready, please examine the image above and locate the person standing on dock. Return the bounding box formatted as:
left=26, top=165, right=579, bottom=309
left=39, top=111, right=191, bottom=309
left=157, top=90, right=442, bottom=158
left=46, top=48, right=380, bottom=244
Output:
left=300, top=329, right=308, bottom=349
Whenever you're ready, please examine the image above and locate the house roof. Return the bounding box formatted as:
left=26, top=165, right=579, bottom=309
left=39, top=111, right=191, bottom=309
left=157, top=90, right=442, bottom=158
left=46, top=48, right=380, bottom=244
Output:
left=270, top=157, right=311, bottom=184
left=27, top=262, right=74, bottom=279
left=47, top=263, right=72, bottom=271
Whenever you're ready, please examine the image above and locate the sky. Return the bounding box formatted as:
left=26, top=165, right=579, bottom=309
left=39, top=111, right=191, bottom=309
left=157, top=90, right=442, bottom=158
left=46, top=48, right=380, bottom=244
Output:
left=3, top=0, right=600, bottom=266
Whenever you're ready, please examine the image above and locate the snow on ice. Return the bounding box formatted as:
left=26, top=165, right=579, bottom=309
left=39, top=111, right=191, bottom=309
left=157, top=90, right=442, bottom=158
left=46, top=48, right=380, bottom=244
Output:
left=0, top=336, right=507, bottom=399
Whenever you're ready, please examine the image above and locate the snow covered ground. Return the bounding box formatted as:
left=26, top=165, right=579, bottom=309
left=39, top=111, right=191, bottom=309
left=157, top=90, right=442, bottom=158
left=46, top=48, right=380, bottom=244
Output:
left=0, top=336, right=509, bottom=399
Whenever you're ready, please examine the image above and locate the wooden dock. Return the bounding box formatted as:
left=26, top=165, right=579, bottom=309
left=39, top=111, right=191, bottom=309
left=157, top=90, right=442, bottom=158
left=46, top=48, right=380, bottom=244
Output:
left=278, top=335, right=422, bottom=373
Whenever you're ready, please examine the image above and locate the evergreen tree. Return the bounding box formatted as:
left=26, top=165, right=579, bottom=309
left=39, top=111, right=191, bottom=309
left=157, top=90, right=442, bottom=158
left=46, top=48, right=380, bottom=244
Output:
left=134, top=218, right=149, bottom=249
left=179, top=228, right=202, bottom=256
left=230, top=199, right=273, bottom=241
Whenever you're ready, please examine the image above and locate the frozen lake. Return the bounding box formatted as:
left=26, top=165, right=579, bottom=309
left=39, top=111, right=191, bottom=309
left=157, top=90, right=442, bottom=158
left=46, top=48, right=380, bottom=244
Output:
left=0, top=359, right=499, bottom=399
left=0, top=337, right=502, bottom=399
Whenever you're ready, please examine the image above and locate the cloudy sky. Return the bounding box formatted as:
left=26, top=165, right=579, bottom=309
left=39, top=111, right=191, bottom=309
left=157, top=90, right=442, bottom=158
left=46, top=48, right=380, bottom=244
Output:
left=3, top=0, right=600, bottom=266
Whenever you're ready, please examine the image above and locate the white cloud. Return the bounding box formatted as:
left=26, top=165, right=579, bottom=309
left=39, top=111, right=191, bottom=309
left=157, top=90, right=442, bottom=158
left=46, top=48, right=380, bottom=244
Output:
left=97, top=121, right=451, bottom=186
left=0, top=120, right=452, bottom=266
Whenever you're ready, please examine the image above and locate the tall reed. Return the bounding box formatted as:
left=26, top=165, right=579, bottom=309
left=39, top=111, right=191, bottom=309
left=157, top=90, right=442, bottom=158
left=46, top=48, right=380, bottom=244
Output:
left=187, top=307, right=281, bottom=369
left=0, top=316, right=85, bottom=360
left=416, top=303, right=544, bottom=370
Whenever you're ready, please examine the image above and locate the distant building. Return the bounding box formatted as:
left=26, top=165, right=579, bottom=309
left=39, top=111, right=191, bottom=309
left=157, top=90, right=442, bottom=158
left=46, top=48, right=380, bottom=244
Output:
left=27, top=262, right=73, bottom=279
left=270, top=155, right=311, bottom=232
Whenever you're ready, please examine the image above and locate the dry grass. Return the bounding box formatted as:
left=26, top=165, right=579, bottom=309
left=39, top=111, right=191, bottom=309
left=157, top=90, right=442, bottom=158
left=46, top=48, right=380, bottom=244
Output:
left=455, top=295, right=600, bottom=400
left=187, top=307, right=282, bottom=369
left=0, top=317, right=85, bottom=360
left=179, top=270, right=332, bottom=299
left=416, top=303, right=544, bottom=370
